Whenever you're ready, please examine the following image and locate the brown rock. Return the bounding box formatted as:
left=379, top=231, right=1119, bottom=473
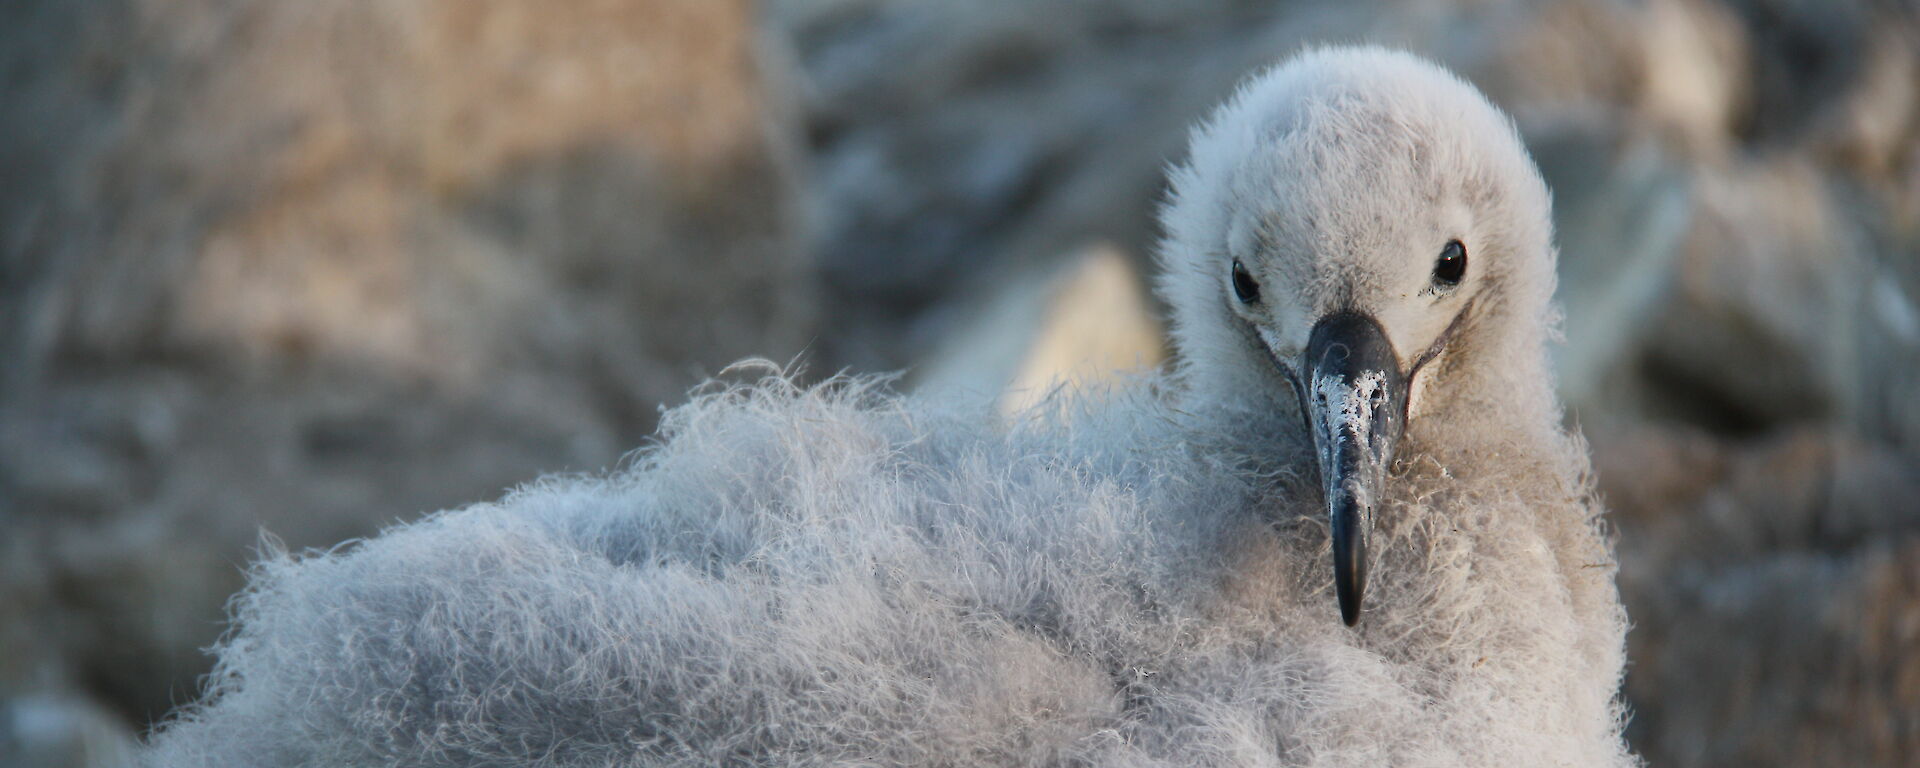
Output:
left=0, top=0, right=812, bottom=740
left=1600, top=425, right=1920, bottom=768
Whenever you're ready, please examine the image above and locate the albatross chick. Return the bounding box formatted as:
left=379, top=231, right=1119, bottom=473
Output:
left=145, top=46, right=1635, bottom=768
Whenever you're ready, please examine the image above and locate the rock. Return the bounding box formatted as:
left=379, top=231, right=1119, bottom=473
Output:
left=771, top=0, right=1385, bottom=370
left=0, top=0, right=812, bottom=738
left=0, top=692, right=136, bottom=768
left=915, top=243, right=1165, bottom=414
left=1597, top=425, right=1920, bottom=768
left=1632, top=156, right=1920, bottom=438
left=1532, top=119, right=1694, bottom=418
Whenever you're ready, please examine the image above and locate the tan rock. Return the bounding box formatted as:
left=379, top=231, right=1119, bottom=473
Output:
left=1599, top=424, right=1920, bottom=768
left=1, top=0, right=812, bottom=738
left=915, top=244, right=1164, bottom=415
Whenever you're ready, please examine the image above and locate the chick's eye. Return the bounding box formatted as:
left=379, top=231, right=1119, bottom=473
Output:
left=1433, top=240, right=1467, bottom=287
left=1231, top=259, right=1261, bottom=304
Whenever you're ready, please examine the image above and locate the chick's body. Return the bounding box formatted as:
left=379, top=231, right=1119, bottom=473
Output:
left=144, top=47, right=1635, bottom=768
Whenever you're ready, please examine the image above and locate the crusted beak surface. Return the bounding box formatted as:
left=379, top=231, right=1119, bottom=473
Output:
left=1301, top=311, right=1408, bottom=626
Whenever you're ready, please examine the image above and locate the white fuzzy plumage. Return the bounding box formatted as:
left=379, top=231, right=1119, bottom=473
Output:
left=145, top=47, right=1635, bottom=768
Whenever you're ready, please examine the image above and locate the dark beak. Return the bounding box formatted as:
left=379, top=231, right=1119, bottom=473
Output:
left=1302, top=311, right=1408, bottom=626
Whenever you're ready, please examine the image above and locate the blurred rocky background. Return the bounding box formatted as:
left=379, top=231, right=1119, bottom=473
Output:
left=1, top=0, right=814, bottom=762
left=1, top=0, right=1914, bottom=766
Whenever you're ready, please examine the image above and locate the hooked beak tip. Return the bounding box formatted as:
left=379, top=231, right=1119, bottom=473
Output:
left=1332, top=498, right=1368, bottom=626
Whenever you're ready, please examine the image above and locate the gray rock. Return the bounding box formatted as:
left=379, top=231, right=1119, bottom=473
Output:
left=0, top=693, right=136, bottom=768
